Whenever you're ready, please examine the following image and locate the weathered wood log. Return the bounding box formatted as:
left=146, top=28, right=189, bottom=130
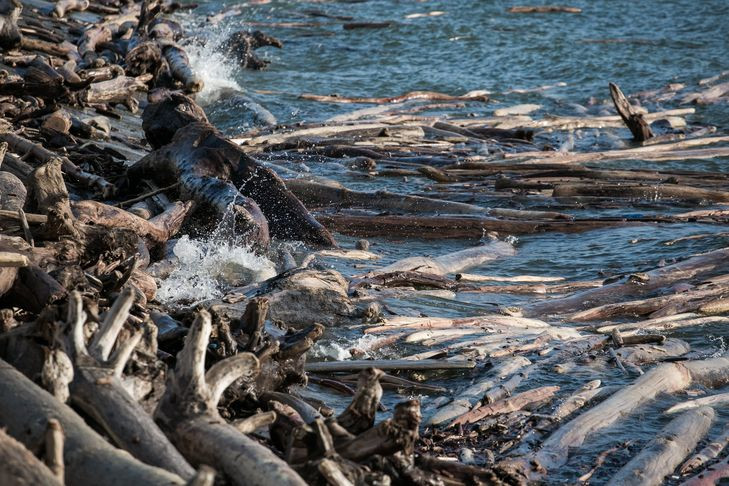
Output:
left=0, top=357, right=186, bottom=485
left=0, top=171, right=26, bottom=212
left=501, top=357, right=729, bottom=481
left=298, top=90, right=489, bottom=104
left=30, top=158, right=80, bottom=240
left=59, top=290, right=195, bottom=478
left=607, top=407, right=713, bottom=486
left=0, top=426, right=63, bottom=486
left=155, top=310, right=308, bottom=486
left=130, top=120, right=336, bottom=247
left=54, top=0, right=89, bottom=18
left=72, top=200, right=191, bottom=245
left=81, top=75, right=150, bottom=112
left=371, top=241, right=516, bottom=276
left=428, top=357, right=531, bottom=425
left=0, top=0, right=21, bottom=49
left=78, top=25, right=111, bottom=65
left=526, top=247, right=729, bottom=316
left=336, top=399, right=421, bottom=461
left=665, top=391, right=729, bottom=414
left=284, top=177, right=488, bottom=215
left=450, top=385, right=559, bottom=426
left=305, top=359, right=475, bottom=373
left=162, top=44, right=202, bottom=93
left=679, top=429, right=729, bottom=475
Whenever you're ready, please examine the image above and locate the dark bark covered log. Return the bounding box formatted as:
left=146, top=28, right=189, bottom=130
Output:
left=0, top=358, right=186, bottom=485
left=0, top=0, right=21, bottom=50
left=553, top=183, right=729, bottom=202
left=609, top=82, right=653, bottom=141
left=0, top=264, right=66, bottom=312
left=0, top=171, right=26, bottom=212
left=315, top=213, right=625, bottom=239
left=162, top=44, right=202, bottom=93
left=0, top=132, right=114, bottom=197
left=337, top=399, right=421, bottom=461
left=130, top=120, right=336, bottom=247
left=125, top=41, right=164, bottom=79
left=222, top=30, right=282, bottom=70
left=142, top=92, right=208, bottom=149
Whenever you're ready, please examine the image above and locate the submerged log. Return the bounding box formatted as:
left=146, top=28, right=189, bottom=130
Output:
left=607, top=407, right=713, bottom=486
left=501, top=357, right=729, bottom=481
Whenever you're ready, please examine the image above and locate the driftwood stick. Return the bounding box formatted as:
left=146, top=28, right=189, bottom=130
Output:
left=665, top=391, right=729, bottom=414
left=44, top=418, right=65, bottom=483
left=609, top=82, right=654, bottom=141
left=679, top=428, right=729, bottom=475
left=0, top=426, right=62, bottom=486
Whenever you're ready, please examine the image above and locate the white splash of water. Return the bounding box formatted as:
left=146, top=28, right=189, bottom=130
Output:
left=184, top=35, right=242, bottom=105
left=312, top=334, right=387, bottom=361
left=157, top=235, right=276, bottom=304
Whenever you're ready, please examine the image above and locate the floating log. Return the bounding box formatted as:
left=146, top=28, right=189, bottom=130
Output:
left=315, top=213, right=627, bottom=239
left=526, top=246, right=729, bottom=316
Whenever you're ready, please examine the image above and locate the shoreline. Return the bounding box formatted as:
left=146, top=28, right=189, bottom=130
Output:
left=1, top=1, right=729, bottom=485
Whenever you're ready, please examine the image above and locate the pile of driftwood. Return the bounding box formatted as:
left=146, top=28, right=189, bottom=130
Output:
left=2, top=0, right=729, bottom=485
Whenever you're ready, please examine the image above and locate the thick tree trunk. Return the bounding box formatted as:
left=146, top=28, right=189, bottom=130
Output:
left=0, top=359, right=185, bottom=486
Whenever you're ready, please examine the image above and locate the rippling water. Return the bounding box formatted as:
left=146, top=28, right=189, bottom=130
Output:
left=169, top=1, right=729, bottom=482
